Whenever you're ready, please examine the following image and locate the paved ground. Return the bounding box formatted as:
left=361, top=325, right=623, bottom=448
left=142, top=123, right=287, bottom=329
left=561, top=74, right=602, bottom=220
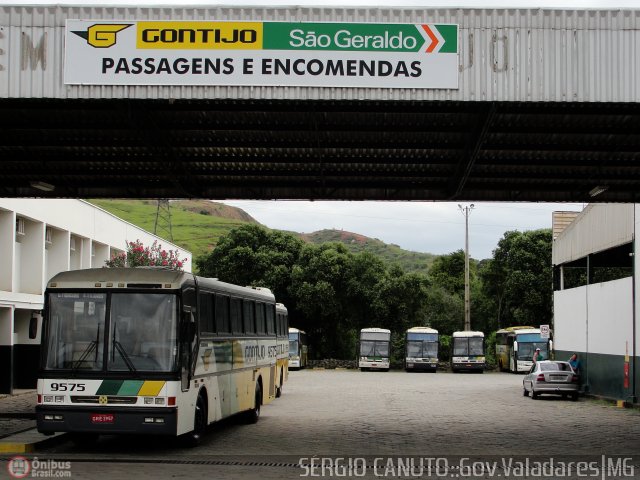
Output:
left=1, top=370, right=639, bottom=479
left=0, top=391, right=36, bottom=440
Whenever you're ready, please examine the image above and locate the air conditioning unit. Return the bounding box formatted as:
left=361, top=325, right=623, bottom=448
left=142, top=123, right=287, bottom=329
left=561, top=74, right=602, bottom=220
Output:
left=70, top=237, right=76, bottom=252
left=16, top=218, right=25, bottom=237
left=45, top=227, right=53, bottom=245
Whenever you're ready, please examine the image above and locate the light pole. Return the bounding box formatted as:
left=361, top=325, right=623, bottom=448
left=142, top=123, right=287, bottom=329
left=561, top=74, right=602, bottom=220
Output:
left=458, top=204, right=475, bottom=331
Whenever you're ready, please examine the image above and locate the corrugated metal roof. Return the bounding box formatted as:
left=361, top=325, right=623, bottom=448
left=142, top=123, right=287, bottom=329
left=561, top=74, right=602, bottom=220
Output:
left=552, top=203, right=634, bottom=264
left=1, top=6, right=639, bottom=101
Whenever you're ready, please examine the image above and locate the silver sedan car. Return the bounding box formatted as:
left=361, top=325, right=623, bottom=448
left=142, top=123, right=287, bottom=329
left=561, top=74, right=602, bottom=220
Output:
left=523, top=360, right=579, bottom=401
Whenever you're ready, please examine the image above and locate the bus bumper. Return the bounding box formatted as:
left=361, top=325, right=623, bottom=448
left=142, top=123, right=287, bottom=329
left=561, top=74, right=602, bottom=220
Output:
left=452, top=362, right=485, bottom=372
left=405, top=362, right=437, bottom=371
left=36, top=405, right=178, bottom=436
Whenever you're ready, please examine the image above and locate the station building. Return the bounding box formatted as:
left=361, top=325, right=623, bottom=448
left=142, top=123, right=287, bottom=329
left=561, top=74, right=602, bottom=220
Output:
left=553, top=204, right=638, bottom=405
left=0, top=199, right=192, bottom=394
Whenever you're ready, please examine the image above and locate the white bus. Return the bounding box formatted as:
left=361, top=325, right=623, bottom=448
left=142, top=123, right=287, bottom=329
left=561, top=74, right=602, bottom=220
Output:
left=288, top=327, right=308, bottom=369
left=358, top=328, right=391, bottom=371
left=496, top=327, right=552, bottom=373
left=405, top=327, right=439, bottom=372
left=451, top=331, right=485, bottom=373
left=36, top=267, right=288, bottom=445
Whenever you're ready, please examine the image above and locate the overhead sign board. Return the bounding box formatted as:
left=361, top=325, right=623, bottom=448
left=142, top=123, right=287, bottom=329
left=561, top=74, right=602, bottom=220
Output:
left=64, top=20, right=458, bottom=89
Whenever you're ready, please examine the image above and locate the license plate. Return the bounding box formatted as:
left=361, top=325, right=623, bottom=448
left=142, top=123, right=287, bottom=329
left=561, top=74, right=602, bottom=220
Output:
left=91, top=413, right=114, bottom=424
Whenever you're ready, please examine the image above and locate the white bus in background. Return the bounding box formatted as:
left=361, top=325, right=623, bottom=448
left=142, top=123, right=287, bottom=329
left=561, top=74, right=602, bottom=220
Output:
left=275, top=304, right=289, bottom=396
left=288, top=327, right=308, bottom=369
left=451, top=331, right=485, bottom=373
left=36, top=268, right=287, bottom=446
left=496, top=327, right=552, bottom=373
left=405, top=327, right=439, bottom=372
left=358, top=328, right=391, bottom=371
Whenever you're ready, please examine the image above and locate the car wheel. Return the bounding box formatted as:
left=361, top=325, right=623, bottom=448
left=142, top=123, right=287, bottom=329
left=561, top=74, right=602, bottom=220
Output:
left=571, top=392, right=579, bottom=401
left=523, top=387, right=529, bottom=397
left=531, top=389, right=538, bottom=400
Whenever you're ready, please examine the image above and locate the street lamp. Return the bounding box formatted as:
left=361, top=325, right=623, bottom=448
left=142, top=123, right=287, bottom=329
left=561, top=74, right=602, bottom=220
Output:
left=458, top=204, right=475, bottom=331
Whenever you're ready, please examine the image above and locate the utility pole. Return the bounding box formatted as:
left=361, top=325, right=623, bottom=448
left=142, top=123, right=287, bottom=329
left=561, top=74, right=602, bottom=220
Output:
left=154, top=199, right=174, bottom=242
left=458, top=204, right=475, bottom=331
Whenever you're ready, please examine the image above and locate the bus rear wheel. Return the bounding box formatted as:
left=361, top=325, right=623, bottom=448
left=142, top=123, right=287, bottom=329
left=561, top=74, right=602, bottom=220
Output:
left=244, top=382, right=261, bottom=424
left=275, top=369, right=283, bottom=398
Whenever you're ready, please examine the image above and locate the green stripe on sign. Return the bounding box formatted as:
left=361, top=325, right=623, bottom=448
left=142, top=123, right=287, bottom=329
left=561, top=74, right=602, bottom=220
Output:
left=96, top=380, right=123, bottom=395
left=117, top=380, right=145, bottom=396
left=435, top=25, right=458, bottom=53
left=263, top=22, right=424, bottom=53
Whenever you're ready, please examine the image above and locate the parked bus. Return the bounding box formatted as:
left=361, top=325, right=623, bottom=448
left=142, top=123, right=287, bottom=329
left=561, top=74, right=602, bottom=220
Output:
left=405, top=327, right=439, bottom=372
left=275, top=303, right=289, bottom=395
left=451, top=331, right=485, bottom=372
left=495, top=327, right=552, bottom=373
left=495, top=326, right=534, bottom=372
left=288, top=327, right=308, bottom=369
left=358, top=328, right=391, bottom=371
left=36, top=267, right=288, bottom=445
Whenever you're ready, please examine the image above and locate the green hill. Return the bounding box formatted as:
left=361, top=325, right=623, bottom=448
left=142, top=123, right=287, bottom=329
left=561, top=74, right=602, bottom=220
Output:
left=88, top=200, right=438, bottom=274
left=87, top=199, right=258, bottom=260
left=301, top=229, right=437, bottom=274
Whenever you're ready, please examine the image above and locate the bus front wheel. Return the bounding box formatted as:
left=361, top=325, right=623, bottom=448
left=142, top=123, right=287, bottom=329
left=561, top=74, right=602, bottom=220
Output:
left=184, top=393, right=207, bottom=447
left=275, top=369, right=283, bottom=398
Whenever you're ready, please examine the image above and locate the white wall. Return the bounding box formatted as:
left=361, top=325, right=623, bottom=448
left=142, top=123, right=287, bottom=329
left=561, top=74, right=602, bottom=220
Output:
left=0, top=307, right=12, bottom=347
left=18, top=219, right=44, bottom=295
left=554, top=286, right=588, bottom=353
left=586, top=278, right=633, bottom=357
left=0, top=210, right=14, bottom=292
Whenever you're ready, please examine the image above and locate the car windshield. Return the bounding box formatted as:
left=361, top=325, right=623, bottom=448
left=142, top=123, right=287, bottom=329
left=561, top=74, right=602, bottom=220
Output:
left=540, top=362, right=573, bottom=372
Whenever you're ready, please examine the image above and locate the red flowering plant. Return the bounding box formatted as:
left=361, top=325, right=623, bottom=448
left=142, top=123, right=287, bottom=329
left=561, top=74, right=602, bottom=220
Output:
left=105, top=239, right=187, bottom=270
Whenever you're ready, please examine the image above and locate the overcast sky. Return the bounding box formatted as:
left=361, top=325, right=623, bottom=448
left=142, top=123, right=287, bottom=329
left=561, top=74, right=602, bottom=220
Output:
left=219, top=200, right=586, bottom=260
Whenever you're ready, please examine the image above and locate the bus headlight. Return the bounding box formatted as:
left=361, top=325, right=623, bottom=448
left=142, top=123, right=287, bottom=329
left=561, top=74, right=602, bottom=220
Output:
left=144, top=397, right=154, bottom=405
left=55, top=396, right=64, bottom=403
left=44, top=395, right=53, bottom=403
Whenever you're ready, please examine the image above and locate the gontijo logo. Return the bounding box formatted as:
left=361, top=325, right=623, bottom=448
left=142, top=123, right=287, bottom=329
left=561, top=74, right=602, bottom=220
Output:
left=136, top=21, right=263, bottom=49
left=72, top=23, right=131, bottom=48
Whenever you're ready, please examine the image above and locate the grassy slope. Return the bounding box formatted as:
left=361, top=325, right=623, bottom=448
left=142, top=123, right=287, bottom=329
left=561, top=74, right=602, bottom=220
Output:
left=87, top=199, right=257, bottom=260
left=89, top=200, right=438, bottom=273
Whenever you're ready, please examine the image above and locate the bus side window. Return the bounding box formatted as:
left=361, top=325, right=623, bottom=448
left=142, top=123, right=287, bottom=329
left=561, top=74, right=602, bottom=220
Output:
left=215, top=294, right=230, bottom=334
left=266, top=305, right=275, bottom=335
left=199, top=292, right=214, bottom=335
left=230, top=298, right=243, bottom=335
left=256, top=303, right=266, bottom=335
left=243, top=300, right=255, bottom=335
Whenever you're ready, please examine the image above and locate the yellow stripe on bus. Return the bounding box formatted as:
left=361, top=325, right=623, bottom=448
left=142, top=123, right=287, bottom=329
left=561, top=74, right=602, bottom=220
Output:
left=137, top=381, right=165, bottom=396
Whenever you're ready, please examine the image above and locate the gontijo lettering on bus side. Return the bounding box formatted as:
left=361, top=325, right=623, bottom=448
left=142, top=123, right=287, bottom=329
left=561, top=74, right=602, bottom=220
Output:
left=65, top=20, right=459, bottom=88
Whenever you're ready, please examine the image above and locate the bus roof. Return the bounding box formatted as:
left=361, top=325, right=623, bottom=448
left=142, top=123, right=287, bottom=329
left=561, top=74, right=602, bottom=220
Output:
left=406, top=326, right=438, bottom=334
left=513, top=328, right=546, bottom=335
left=47, top=267, right=275, bottom=302
left=276, top=303, right=288, bottom=314
left=289, top=327, right=306, bottom=334
left=495, top=326, right=535, bottom=333
left=360, top=328, right=391, bottom=334
left=452, top=330, right=485, bottom=338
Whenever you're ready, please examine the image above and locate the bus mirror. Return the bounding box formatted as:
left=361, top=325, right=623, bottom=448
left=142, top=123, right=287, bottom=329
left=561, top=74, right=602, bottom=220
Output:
left=29, top=313, right=39, bottom=339
left=549, top=340, right=553, bottom=351
left=513, top=341, right=518, bottom=352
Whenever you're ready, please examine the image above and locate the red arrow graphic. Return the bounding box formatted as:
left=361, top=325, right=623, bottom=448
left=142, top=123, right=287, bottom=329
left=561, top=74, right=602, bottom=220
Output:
left=421, top=24, right=438, bottom=53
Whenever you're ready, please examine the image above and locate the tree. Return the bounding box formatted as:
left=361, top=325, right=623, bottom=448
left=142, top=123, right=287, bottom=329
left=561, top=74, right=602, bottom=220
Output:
left=105, top=239, right=187, bottom=270
left=482, top=229, right=554, bottom=328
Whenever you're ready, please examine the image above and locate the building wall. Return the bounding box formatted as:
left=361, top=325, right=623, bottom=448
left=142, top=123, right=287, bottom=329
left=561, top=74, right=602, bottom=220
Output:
left=553, top=204, right=638, bottom=404
left=0, top=199, right=192, bottom=394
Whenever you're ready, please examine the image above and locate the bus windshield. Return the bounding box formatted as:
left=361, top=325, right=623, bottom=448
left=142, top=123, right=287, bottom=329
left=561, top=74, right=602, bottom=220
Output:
left=361, top=340, right=389, bottom=358
left=407, top=340, right=438, bottom=358
left=289, top=340, right=298, bottom=355
left=453, top=337, right=484, bottom=356
left=44, top=292, right=179, bottom=372
left=516, top=341, right=548, bottom=360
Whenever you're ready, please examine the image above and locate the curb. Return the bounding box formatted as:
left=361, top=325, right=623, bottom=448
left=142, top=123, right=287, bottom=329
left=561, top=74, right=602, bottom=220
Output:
left=0, top=429, right=67, bottom=454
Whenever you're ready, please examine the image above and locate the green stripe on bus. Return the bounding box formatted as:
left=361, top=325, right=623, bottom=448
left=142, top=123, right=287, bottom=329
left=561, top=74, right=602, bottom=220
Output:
left=96, top=380, right=123, bottom=395
left=117, top=380, right=145, bottom=396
